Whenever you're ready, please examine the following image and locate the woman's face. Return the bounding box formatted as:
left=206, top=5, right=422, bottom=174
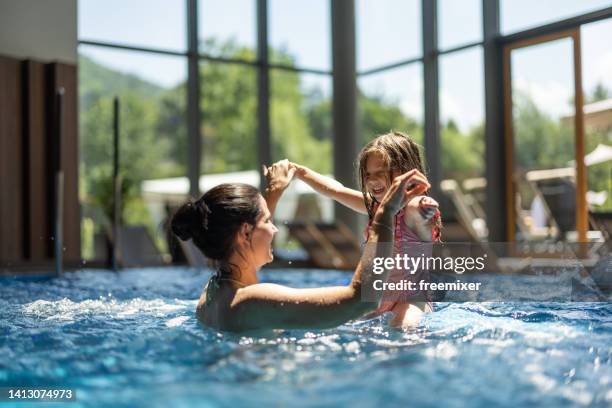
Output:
left=364, top=153, right=399, bottom=202
left=249, top=195, right=279, bottom=268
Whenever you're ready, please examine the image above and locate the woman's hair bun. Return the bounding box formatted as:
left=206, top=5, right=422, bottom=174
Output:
left=171, top=202, right=201, bottom=241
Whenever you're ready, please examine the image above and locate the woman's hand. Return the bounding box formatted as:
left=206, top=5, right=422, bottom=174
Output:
left=376, top=169, right=431, bottom=220
left=263, top=159, right=296, bottom=195
left=404, top=171, right=431, bottom=203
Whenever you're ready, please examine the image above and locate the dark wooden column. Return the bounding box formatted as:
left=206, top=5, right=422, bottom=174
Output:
left=0, top=56, right=23, bottom=265
left=46, top=62, right=80, bottom=264
left=482, top=0, right=506, bottom=242
left=22, top=60, right=49, bottom=262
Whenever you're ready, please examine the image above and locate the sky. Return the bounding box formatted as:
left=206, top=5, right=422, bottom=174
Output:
left=78, top=0, right=612, bottom=133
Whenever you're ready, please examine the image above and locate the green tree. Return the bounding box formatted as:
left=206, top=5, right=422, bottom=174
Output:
left=359, top=93, right=421, bottom=145
left=441, top=120, right=484, bottom=180
left=513, top=91, right=574, bottom=170
left=79, top=54, right=184, bottom=236
left=588, top=82, right=611, bottom=103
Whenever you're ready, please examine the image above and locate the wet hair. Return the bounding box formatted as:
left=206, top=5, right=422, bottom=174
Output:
left=171, top=183, right=262, bottom=262
left=357, top=131, right=426, bottom=219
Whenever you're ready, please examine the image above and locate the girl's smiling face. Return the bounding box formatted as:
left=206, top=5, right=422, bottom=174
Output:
left=364, top=153, right=399, bottom=202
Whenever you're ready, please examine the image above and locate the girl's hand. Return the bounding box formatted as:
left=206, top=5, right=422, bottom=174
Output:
left=404, top=195, right=440, bottom=241
left=288, top=162, right=307, bottom=180
left=263, top=159, right=296, bottom=194
left=408, top=196, right=439, bottom=220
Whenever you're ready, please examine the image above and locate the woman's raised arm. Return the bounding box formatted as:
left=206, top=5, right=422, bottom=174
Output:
left=262, top=159, right=296, bottom=215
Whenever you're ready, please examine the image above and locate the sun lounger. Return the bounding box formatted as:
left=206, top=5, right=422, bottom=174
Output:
left=287, top=221, right=361, bottom=269
left=111, top=225, right=166, bottom=267
left=177, top=238, right=209, bottom=267
left=526, top=167, right=577, bottom=240
left=440, top=179, right=488, bottom=242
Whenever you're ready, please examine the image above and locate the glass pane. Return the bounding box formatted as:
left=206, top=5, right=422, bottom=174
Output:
left=502, top=0, right=612, bottom=34
left=510, top=38, right=576, bottom=242
left=439, top=47, right=486, bottom=239
left=357, top=0, right=421, bottom=72
left=581, top=19, right=612, bottom=214
left=200, top=62, right=257, bottom=174
left=438, top=0, right=482, bottom=50
left=358, top=64, right=423, bottom=145
left=78, top=0, right=187, bottom=51
left=198, top=0, right=256, bottom=60
left=270, top=70, right=333, bottom=249
left=79, top=46, right=187, bottom=260
left=269, top=0, right=330, bottom=70
left=270, top=70, right=332, bottom=173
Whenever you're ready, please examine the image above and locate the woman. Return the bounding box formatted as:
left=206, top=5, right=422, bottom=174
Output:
left=171, top=160, right=430, bottom=332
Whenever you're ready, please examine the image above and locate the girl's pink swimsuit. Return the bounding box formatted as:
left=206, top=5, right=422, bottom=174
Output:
left=363, top=204, right=441, bottom=315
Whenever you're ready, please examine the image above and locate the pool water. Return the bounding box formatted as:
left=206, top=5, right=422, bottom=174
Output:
left=1, top=268, right=611, bottom=407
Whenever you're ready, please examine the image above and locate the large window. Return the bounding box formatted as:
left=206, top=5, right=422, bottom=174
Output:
left=78, top=45, right=187, bottom=258
left=78, top=0, right=333, bottom=259
left=78, top=0, right=612, bottom=254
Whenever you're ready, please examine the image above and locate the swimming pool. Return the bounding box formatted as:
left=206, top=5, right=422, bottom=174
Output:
left=1, top=267, right=611, bottom=407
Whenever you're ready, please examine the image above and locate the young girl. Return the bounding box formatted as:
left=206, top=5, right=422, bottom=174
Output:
left=289, top=131, right=442, bottom=327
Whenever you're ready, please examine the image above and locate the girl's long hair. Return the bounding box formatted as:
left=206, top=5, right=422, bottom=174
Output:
left=357, top=131, right=426, bottom=220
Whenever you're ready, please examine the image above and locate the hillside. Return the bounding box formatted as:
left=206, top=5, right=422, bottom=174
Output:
left=78, top=54, right=165, bottom=108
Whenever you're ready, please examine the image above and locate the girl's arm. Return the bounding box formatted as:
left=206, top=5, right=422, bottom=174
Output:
left=289, top=162, right=367, bottom=215
left=225, top=170, right=431, bottom=332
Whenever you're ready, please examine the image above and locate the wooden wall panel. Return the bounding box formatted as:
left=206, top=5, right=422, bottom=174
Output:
left=0, top=55, right=23, bottom=264
left=23, top=60, right=49, bottom=261
left=0, top=55, right=79, bottom=268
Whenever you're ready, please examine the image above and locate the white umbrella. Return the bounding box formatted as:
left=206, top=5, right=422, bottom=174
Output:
left=584, top=144, right=612, bottom=166
left=568, top=143, right=612, bottom=167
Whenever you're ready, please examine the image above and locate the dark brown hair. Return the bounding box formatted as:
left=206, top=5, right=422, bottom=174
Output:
left=171, top=183, right=262, bottom=262
left=357, top=131, right=426, bottom=219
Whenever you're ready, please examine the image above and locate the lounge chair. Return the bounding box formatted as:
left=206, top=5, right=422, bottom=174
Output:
left=461, top=177, right=487, bottom=222
left=589, top=211, right=612, bottom=252
left=111, top=225, right=166, bottom=268
left=440, top=179, right=488, bottom=242
left=177, top=238, right=209, bottom=267
left=526, top=167, right=607, bottom=242
left=286, top=221, right=361, bottom=269
left=525, top=167, right=577, bottom=240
